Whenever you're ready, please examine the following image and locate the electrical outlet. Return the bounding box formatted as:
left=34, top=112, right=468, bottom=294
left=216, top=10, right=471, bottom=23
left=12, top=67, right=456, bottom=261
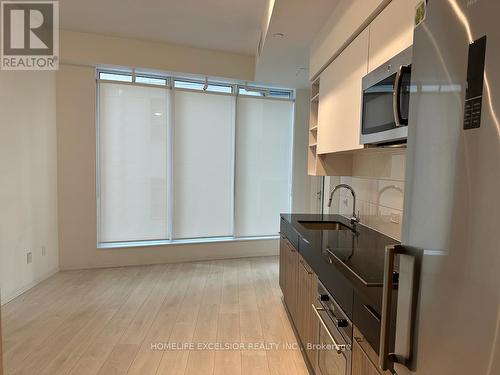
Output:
left=42, top=246, right=46, bottom=256
left=26, top=251, right=33, bottom=264
left=390, top=212, right=401, bottom=224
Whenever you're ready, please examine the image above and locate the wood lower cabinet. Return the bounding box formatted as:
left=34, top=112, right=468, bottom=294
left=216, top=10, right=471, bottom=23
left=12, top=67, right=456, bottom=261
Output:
left=1, top=291, right=3, bottom=375
left=280, top=234, right=390, bottom=375
left=279, top=235, right=319, bottom=370
left=352, top=339, right=380, bottom=375
left=297, top=256, right=319, bottom=369
left=279, top=235, right=287, bottom=292
left=280, top=235, right=299, bottom=322
left=352, top=326, right=392, bottom=375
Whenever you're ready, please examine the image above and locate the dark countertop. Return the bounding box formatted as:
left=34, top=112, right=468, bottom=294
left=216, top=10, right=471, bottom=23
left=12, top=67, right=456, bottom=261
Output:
left=280, top=213, right=400, bottom=319
left=280, top=213, right=400, bottom=356
left=281, top=213, right=400, bottom=287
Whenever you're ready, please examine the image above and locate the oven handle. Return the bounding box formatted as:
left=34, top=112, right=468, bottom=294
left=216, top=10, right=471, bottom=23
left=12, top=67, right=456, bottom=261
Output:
left=311, top=304, right=343, bottom=354
left=393, top=66, right=403, bottom=127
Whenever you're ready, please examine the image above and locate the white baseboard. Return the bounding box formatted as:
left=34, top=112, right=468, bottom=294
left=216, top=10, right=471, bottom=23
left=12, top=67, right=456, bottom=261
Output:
left=61, top=239, right=279, bottom=271
left=1, top=267, right=60, bottom=306
left=61, top=250, right=279, bottom=271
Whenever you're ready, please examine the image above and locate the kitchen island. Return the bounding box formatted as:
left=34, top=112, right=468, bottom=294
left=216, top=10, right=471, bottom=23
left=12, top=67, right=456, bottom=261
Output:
left=279, top=213, right=399, bottom=375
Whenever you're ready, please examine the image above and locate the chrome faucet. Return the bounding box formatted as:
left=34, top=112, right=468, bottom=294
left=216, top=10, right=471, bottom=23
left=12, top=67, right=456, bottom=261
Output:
left=327, top=184, right=360, bottom=224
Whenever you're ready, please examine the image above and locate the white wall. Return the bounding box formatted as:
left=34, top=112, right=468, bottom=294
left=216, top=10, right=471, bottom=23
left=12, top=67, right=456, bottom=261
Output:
left=61, top=30, right=255, bottom=81
left=292, top=89, right=317, bottom=213
left=0, top=71, right=59, bottom=304
left=324, top=150, right=406, bottom=240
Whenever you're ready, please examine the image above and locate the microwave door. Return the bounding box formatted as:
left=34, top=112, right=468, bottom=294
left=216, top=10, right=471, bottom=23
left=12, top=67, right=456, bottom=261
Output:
left=360, top=46, right=412, bottom=145
left=362, top=74, right=397, bottom=135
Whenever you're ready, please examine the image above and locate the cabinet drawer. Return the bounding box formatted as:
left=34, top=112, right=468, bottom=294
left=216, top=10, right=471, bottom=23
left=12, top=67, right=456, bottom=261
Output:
left=353, top=293, right=381, bottom=354
left=299, top=236, right=354, bottom=319
left=280, top=217, right=300, bottom=249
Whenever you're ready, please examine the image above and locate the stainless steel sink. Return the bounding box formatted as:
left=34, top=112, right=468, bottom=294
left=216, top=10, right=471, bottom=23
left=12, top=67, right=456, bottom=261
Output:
left=298, top=220, right=352, bottom=231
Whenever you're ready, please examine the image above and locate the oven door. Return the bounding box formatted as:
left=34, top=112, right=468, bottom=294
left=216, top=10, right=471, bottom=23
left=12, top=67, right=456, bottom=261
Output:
left=312, top=305, right=352, bottom=375
left=360, top=47, right=412, bottom=145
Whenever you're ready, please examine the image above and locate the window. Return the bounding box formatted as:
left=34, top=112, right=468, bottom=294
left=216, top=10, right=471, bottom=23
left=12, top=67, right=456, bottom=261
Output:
left=98, top=72, right=167, bottom=86
left=97, top=70, right=294, bottom=246
left=238, top=86, right=292, bottom=99
left=235, top=96, right=293, bottom=236
left=269, top=89, right=292, bottom=99
left=135, top=76, right=167, bottom=86
left=174, top=79, right=233, bottom=94
left=173, top=90, right=234, bottom=239
left=238, top=87, right=265, bottom=97
left=98, top=83, right=169, bottom=242
left=99, top=72, right=132, bottom=82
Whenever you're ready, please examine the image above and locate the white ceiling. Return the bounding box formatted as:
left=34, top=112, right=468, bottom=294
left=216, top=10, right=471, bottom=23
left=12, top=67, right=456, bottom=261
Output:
left=255, top=0, right=339, bottom=89
left=60, top=0, right=267, bottom=55
left=60, top=0, right=338, bottom=88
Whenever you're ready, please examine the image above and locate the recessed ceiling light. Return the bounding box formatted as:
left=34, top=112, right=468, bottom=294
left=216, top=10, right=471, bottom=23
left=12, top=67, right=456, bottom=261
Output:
left=153, top=112, right=162, bottom=116
left=273, top=32, right=285, bottom=39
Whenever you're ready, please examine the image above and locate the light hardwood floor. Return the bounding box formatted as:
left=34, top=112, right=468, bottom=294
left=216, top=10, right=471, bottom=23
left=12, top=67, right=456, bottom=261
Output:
left=1, top=256, right=309, bottom=375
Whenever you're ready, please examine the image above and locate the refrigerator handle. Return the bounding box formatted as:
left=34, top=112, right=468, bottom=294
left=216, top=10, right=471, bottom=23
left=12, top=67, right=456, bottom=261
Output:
left=379, top=244, right=423, bottom=371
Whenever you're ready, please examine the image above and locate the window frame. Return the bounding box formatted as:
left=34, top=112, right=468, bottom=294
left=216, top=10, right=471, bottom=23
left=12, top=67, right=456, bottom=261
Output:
left=173, top=78, right=234, bottom=94
left=96, top=68, right=294, bottom=248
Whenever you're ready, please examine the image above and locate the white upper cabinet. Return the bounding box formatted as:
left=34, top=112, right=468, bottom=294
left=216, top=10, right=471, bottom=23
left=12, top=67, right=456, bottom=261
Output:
left=309, top=0, right=389, bottom=80
left=309, top=0, right=420, bottom=168
left=368, top=0, right=421, bottom=72
left=317, top=28, right=369, bottom=155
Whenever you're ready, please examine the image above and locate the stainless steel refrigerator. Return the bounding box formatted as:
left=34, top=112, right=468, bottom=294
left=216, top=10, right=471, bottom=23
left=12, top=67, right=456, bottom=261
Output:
left=379, top=1, right=500, bottom=374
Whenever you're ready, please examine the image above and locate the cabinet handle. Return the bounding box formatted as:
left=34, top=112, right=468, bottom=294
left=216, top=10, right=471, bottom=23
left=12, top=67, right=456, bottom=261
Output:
left=363, top=304, right=381, bottom=322
left=299, top=259, right=313, bottom=275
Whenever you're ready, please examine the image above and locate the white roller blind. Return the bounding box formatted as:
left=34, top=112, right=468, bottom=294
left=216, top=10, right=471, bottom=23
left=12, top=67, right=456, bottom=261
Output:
left=98, top=83, right=169, bottom=242
left=235, top=97, right=293, bottom=237
left=173, top=90, right=234, bottom=239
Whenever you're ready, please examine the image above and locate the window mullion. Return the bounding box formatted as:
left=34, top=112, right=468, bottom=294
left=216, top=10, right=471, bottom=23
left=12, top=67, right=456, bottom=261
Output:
left=167, top=87, right=175, bottom=240
left=230, top=94, right=237, bottom=238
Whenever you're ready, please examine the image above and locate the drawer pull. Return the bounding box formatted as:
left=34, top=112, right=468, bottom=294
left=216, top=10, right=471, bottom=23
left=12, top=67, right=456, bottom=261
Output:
left=299, top=259, right=313, bottom=275
left=363, top=304, right=381, bottom=322
left=311, top=304, right=344, bottom=354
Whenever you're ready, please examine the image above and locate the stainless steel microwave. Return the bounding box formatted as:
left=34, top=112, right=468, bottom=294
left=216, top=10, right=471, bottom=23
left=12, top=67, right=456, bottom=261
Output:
left=360, top=47, right=412, bottom=145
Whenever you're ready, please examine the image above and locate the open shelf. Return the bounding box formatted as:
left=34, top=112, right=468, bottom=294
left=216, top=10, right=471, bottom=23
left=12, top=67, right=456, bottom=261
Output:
left=308, top=78, right=320, bottom=175
left=311, top=77, right=320, bottom=98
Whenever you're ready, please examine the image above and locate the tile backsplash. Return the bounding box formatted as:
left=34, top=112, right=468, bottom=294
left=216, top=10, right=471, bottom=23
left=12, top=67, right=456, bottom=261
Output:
left=325, top=149, right=406, bottom=240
